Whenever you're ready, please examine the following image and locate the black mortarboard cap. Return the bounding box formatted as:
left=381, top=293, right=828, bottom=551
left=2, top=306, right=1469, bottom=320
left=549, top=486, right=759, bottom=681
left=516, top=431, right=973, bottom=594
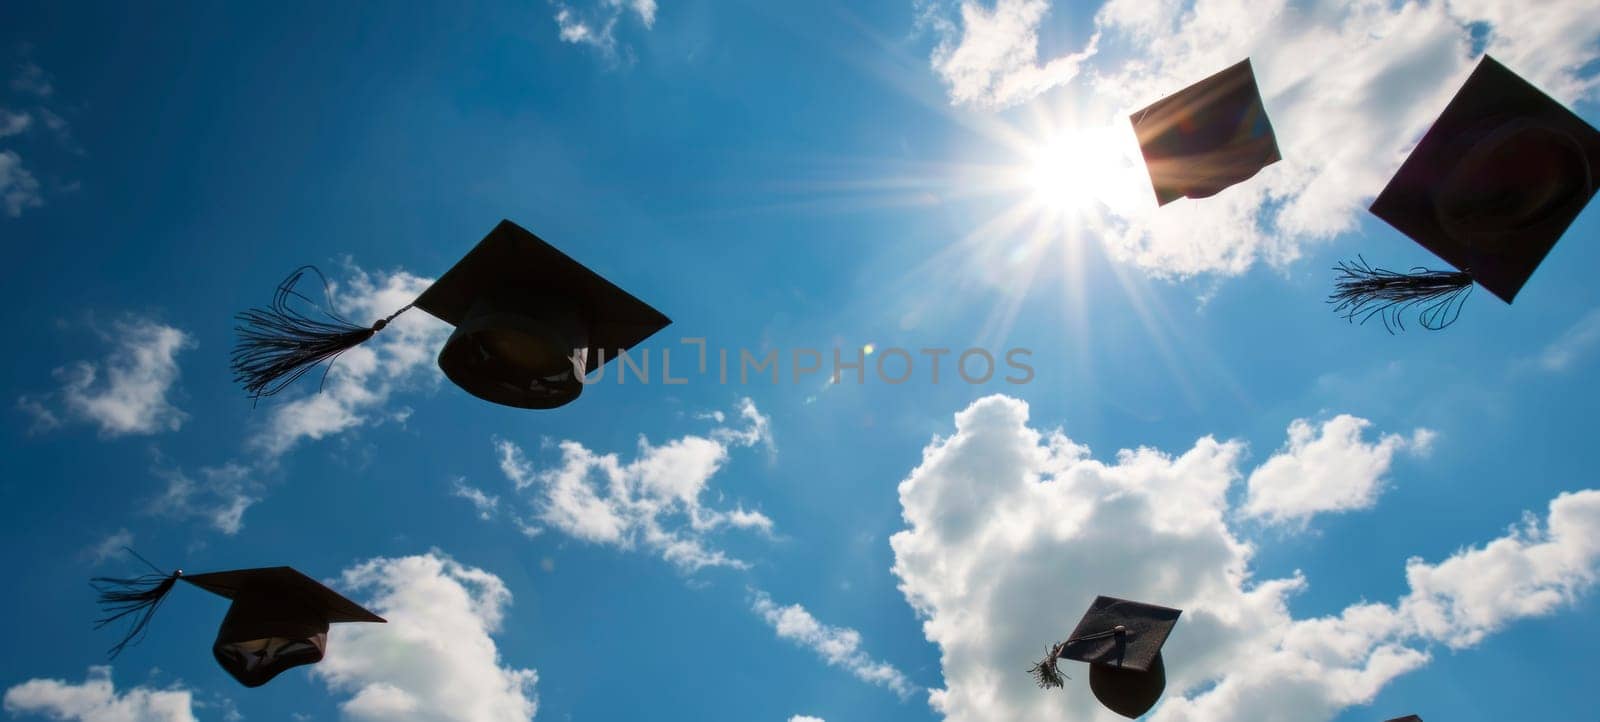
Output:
left=93, top=560, right=384, bottom=688
left=1131, top=58, right=1282, bottom=206
left=1384, top=716, right=1423, bottom=722
left=1369, top=55, right=1600, bottom=305
left=231, top=219, right=671, bottom=409
left=1055, top=596, right=1182, bottom=719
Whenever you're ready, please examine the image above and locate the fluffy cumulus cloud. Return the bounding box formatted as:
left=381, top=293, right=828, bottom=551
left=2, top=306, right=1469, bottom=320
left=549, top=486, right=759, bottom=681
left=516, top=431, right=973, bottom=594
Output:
left=3, top=666, right=196, bottom=722
left=493, top=399, right=776, bottom=572
left=18, top=318, right=193, bottom=437
left=314, top=552, right=539, bottom=722
left=552, top=0, right=658, bottom=56
left=752, top=591, right=918, bottom=700
left=919, top=0, right=1600, bottom=277
left=890, top=395, right=1600, bottom=722
left=1242, top=414, right=1434, bottom=526
left=250, top=266, right=449, bottom=458
left=790, top=717, right=826, bottom=722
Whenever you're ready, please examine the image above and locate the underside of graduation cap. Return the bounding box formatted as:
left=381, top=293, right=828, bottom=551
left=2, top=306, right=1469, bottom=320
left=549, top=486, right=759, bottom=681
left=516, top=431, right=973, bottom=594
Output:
left=1056, top=596, right=1182, bottom=719
left=183, top=567, right=384, bottom=688
left=1384, top=716, right=1423, bottom=722
left=1369, top=54, right=1600, bottom=304
left=414, top=219, right=672, bottom=409
left=1090, top=652, right=1168, bottom=719
left=1131, top=58, right=1282, bottom=206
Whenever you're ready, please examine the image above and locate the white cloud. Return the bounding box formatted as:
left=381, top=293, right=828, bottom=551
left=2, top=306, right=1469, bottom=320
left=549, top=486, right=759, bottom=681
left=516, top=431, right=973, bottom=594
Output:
left=552, top=0, right=659, bottom=56
left=711, top=396, right=776, bottom=452
left=1242, top=415, right=1435, bottom=526
left=11, top=62, right=54, bottom=97
left=453, top=477, right=502, bottom=520
left=0, top=149, right=43, bottom=217
left=890, top=394, right=1600, bottom=722
left=3, top=666, right=196, bottom=722
left=149, top=462, right=259, bottom=535
left=492, top=398, right=776, bottom=572
left=790, top=717, right=826, bottom=722
left=21, top=318, right=193, bottom=436
left=16, top=394, right=61, bottom=434
left=922, top=0, right=1600, bottom=278
left=81, top=529, right=134, bottom=565
left=250, top=266, right=449, bottom=458
left=924, top=0, right=1100, bottom=108
left=0, top=109, right=31, bottom=138
left=752, top=590, right=918, bottom=700
left=314, top=552, right=539, bottom=722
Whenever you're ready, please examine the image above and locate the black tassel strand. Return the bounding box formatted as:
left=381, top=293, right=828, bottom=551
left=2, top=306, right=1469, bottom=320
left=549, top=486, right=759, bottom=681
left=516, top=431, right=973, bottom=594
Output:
left=230, top=266, right=412, bottom=403
left=1329, top=256, right=1474, bottom=332
left=90, top=549, right=182, bottom=659
left=1028, top=642, right=1069, bottom=689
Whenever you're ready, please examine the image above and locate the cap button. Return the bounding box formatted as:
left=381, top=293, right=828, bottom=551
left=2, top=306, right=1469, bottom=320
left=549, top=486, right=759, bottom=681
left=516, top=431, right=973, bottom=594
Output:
left=1113, top=625, right=1127, bottom=634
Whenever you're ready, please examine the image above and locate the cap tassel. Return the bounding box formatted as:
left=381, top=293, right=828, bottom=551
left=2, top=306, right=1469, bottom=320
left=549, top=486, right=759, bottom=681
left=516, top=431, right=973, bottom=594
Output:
left=90, top=548, right=183, bottom=659
left=1030, top=625, right=1132, bottom=690
left=231, top=266, right=413, bottom=403
left=1029, top=642, right=1069, bottom=689
left=1329, top=256, right=1474, bottom=332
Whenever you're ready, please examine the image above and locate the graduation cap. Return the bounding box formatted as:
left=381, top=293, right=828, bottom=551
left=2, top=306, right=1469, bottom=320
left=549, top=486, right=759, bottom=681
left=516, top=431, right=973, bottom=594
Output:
left=1131, top=58, right=1282, bottom=206
left=1331, top=55, right=1600, bottom=331
left=1384, top=716, right=1423, bottom=722
left=231, top=219, right=671, bottom=409
left=92, top=554, right=384, bottom=688
left=1028, top=595, right=1182, bottom=719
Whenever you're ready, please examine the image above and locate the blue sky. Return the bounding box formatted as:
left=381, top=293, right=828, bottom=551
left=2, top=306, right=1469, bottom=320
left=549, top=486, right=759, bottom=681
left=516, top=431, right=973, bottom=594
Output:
left=2, top=1, right=1599, bottom=721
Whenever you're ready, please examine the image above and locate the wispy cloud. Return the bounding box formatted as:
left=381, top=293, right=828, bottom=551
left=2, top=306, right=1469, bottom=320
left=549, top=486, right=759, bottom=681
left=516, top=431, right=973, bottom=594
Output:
left=552, top=0, right=659, bottom=58
left=18, top=317, right=193, bottom=437
left=0, top=149, right=42, bottom=217
left=751, top=590, right=919, bottom=701
left=149, top=462, right=259, bottom=536
left=79, top=529, right=134, bottom=566
left=452, top=477, right=501, bottom=520
left=491, top=398, right=776, bottom=572
left=0, top=108, right=30, bottom=138
left=10, top=61, right=53, bottom=97
left=1533, top=308, right=1600, bottom=373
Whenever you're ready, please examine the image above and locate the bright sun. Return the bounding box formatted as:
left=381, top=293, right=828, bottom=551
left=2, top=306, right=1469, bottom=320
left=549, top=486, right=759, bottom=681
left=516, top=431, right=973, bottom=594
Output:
left=1019, top=126, right=1146, bottom=218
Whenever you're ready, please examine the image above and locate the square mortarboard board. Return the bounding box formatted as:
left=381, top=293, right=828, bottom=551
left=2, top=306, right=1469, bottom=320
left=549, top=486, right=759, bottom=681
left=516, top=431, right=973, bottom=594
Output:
left=183, top=567, right=385, bottom=688
left=1058, top=596, right=1182, bottom=719
left=1384, top=716, right=1423, bottom=722
left=411, top=219, right=672, bottom=409
left=1059, top=595, right=1181, bottom=672
left=1131, top=58, right=1282, bottom=206
left=1369, top=55, right=1600, bottom=304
